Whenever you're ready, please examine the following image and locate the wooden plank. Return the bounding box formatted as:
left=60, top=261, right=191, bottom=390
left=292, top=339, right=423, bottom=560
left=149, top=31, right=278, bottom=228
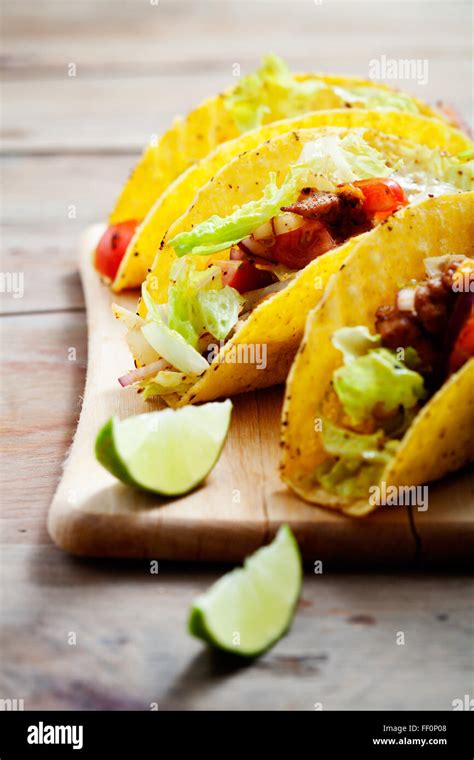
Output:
left=0, top=311, right=86, bottom=544
left=3, top=72, right=471, bottom=155
left=1, top=543, right=472, bottom=709
left=1, top=155, right=139, bottom=313
left=46, top=231, right=271, bottom=561
left=1, top=76, right=229, bottom=153
left=1, top=0, right=473, bottom=714
left=46, top=227, right=473, bottom=566
left=2, top=1, right=471, bottom=151
left=2, top=1, right=470, bottom=77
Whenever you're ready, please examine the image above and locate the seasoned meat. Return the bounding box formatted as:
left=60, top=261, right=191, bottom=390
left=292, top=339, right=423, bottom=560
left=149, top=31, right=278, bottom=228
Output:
left=376, top=306, right=422, bottom=347
left=375, top=306, right=438, bottom=373
left=282, top=185, right=372, bottom=242
left=414, top=274, right=456, bottom=335
left=375, top=259, right=468, bottom=386
left=281, top=190, right=341, bottom=221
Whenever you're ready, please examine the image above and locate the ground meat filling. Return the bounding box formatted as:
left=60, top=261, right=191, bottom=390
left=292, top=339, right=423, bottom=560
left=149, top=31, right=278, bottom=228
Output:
left=375, top=261, right=463, bottom=388
left=282, top=185, right=373, bottom=243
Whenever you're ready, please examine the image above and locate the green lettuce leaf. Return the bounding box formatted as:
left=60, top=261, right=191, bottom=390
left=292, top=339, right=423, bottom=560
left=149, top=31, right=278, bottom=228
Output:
left=168, top=259, right=243, bottom=348
left=169, top=131, right=391, bottom=258
left=141, top=281, right=168, bottom=324
left=223, top=54, right=422, bottom=133
left=457, top=147, right=474, bottom=161
left=332, top=329, right=425, bottom=425
left=295, top=131, right=392, bottom=188
left=389, top=143, right=474, bottom=200
left=139, top=370, right=194, bottom=400
left=223, top=54, right=327, bottom=132
left=315, top=418, right=399, bottom=500
left=139, top=279, right=210, bottom=374
left=332, top=85, right=420, bottom=114
left=169, top=170, right=308, bottom=258
left=312, top=329, right=426, bottom=499
left=331, top=325, right=381, bottom=363
left=141, top=321, right=209, bottom=376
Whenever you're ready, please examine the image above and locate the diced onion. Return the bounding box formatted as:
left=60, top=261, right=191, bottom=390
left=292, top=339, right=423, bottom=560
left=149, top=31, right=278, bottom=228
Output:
left=424, top=255, right=466, bottom=278
left=112, top=303, right=145, bottom=331
left=125, top=328, right=161, bottom=367
left=240, top=213, right=306, bottom=261
left=272, top=212, right=305, bottom=236
left=252, top=220, right=274, bottom=240
left=397, top=287, right=416, bottom=312
left=118, top=359, right=170, bottom=387
left=238, top=236, right=275, bottom=260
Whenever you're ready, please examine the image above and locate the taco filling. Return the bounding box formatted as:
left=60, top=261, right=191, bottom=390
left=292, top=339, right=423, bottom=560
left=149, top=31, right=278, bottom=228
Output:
left=315, top=256, right=474, bottom=500
left=223, top=53, right=427, bottom=134
left=115, top=131, right=472, bottom=401
left=94, top=54, right=455, bottom=283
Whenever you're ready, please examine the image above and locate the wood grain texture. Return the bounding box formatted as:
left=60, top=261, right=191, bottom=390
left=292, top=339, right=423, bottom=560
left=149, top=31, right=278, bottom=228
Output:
left=2, top=0, right=473, bottom=711
left=2, top=544, right=472, bottom=710
left=46, top=227, right=474, bottom=566
left=0, top=311, right=87, bottom=544
left=2, top=1, right=472, bottom=151
left=1, top=155, right=138, bottom=314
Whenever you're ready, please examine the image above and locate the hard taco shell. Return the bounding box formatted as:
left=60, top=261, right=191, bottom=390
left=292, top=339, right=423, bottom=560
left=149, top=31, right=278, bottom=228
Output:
left=114, top=107, right=472, bottom=292
left=279, top=192, right=474, bottom=516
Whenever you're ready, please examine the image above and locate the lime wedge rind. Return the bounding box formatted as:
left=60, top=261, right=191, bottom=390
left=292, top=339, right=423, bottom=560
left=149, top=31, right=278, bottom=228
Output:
left=95, top=418, right=137, bottom=488
left=95, top=400, right=233, bottom=497
left=188, top=525, right=302, bottom=658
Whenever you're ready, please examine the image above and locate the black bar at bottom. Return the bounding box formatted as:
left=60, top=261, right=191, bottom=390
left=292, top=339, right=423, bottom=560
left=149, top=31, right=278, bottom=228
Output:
left=0, top=710, right=472, bottom=757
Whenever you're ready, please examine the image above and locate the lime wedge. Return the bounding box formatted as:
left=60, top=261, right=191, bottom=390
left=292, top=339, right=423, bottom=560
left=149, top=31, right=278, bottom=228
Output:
left=95, top=400, right=232, bottom=496
left=189, top=525, right=302, bottom=657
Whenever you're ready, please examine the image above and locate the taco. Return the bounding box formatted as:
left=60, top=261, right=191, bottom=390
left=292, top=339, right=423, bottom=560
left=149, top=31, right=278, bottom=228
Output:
left=94, top=53, right=468, bottom=291
left=280, top=192, right=474, bottom=516
left=113, top=127, right=473, bottom=407
left=111, top=109, right=472, bottom=293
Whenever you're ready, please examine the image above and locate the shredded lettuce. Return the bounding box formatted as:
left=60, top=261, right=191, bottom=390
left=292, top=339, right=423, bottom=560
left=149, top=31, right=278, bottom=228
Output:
left=390, top=144, right=474, bottom=202
left=133, top=258, right=242, bottom=386
left=296, top=132, right=392, bottom=188
left=333, top=343, right=425, bottom=425
left=168, top=259, right=243, bottom=348
left=332, top=85, right=420, bottom=114
left=331, top=325, right=381, bottom=363
left=313, top=327, right=426, bottom=499
left=169, top=131, right=391, bottom=258
left=224, top=54, right=327, bottom=132
left=315, top=419, right=399, bottom=500
left=458, top=147, right=474, bottom=161
left=141, top=281, right=168, bottom=324
left=223, top=54, right=422, bottom=133
left=141, top=321, right=208, bottom=376
left=319, top=417, right=395, bottom=462
left=169, top=170, right=308, bottom=258
left=139, top=370, right=194, bottom=400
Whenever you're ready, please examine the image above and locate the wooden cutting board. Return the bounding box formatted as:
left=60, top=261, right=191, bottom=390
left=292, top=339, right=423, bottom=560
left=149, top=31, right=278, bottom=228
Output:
left=47, top=226, right=474, bottom=566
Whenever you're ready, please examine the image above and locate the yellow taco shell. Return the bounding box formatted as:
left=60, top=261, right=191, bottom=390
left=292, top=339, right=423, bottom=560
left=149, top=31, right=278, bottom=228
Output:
left=110, top=71, right=450, bottom=226
left=280, top=192, right=474, bottom=516
left=114, top=108, right=472, bottom=292
left=129, top=127, right=471, bottom=406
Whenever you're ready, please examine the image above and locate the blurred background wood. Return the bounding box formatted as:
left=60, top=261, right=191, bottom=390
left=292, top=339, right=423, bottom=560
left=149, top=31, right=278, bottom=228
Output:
left=1, top=0, right=472, bottom=710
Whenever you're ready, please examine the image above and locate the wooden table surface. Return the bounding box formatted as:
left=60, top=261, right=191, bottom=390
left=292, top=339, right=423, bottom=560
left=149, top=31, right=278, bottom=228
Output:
left=1, top=0, right=473, bottom=710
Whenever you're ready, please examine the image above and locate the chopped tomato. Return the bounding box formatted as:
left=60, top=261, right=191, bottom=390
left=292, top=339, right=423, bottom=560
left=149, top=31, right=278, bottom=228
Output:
left=95, top=220, right=138, bottom=281
left=225, top=260, right=274, bottom=293
left=353, top=178, right=408, bottom=222
left=269, top=219, right=336, bottom=269
left=449, top=310, right=474, bottom=374
left=216, top=259, right=242, bottom=286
